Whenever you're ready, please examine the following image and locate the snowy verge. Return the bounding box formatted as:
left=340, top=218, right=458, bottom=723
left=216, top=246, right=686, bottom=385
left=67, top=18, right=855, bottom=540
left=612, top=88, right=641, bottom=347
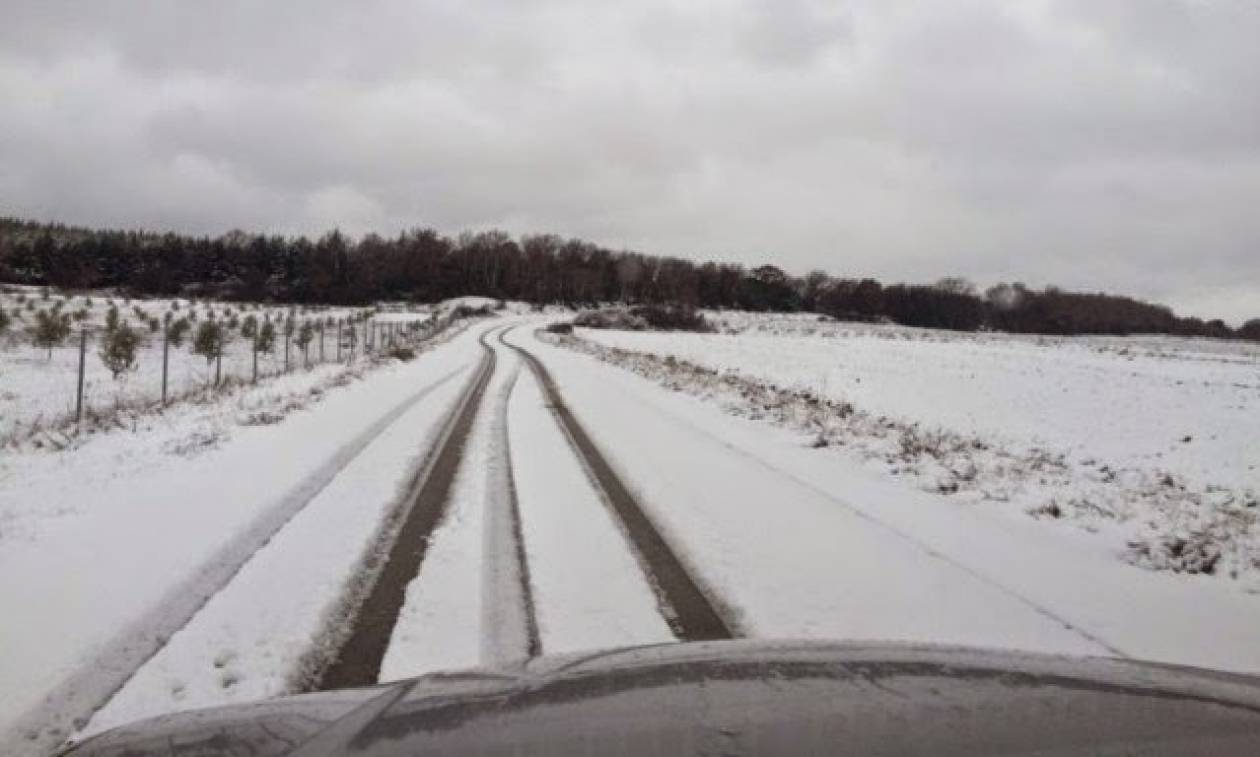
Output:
left=78, top=360, right=473, bottom=737
left=510, top=329, right=1112, bottom=656
left=0, top=323, right=490, bottom=757
left=554, top=331, right=1259, bottom=583
left=524, top=328, right=1260, bottom=673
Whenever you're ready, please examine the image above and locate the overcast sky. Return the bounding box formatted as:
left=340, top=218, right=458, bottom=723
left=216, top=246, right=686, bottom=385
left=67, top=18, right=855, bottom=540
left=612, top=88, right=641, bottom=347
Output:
left=2, top=1, right=1257, bottom=322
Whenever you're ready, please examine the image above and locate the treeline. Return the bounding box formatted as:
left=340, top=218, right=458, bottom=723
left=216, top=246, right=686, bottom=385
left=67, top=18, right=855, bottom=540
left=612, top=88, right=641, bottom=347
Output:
left=1, top=217, right=1255, bottom=340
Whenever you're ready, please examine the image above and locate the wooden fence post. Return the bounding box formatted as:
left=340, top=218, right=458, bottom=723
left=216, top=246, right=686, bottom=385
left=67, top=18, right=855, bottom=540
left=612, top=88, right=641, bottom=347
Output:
left=75, top=327, right=88, bottom=424
left=161, top=323, right=169, bottom=406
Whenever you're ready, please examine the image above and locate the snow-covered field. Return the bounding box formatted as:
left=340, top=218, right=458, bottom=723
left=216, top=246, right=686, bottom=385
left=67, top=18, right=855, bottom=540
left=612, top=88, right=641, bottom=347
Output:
left=574, top=315, right=1260, bottom=581
left=4, top=307, right=1260, bottom=757
left=0, top=286, right=431, bottom=443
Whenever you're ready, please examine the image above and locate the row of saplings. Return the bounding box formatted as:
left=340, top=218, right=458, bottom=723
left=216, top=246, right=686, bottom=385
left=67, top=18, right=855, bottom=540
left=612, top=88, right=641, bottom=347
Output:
left=126, top=310, right=379, bottom=386
left=11, top=300, right=380, bottom=385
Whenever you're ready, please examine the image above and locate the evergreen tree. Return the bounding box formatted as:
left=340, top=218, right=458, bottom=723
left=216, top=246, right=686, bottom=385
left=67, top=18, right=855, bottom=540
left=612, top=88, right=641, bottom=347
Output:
left=30, top=309, right=70, bottom=358
left=256, top=317, right=276, bottom=354
left=99, top=320, right=140, bottom=379
left=192, top=320, right=226, bottom=366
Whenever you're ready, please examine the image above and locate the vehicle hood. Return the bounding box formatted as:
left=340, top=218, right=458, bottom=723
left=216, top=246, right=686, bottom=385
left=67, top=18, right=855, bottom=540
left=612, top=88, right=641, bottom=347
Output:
left=63, top=639, right=1260, bottom=756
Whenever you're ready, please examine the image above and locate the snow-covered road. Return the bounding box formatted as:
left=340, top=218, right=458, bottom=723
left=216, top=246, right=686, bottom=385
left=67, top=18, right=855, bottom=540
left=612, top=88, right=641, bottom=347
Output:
left=6, top=315, right=1260, bottom=757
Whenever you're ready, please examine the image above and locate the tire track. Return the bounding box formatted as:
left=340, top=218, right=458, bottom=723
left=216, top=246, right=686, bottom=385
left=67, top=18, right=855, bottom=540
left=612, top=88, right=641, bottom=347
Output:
left=500, top=328, right=735, bottom=642
left=7, top=356, right=470, bottom=755
left=480, top=357, right=543, bottom=663
left=314, top=327, right=500, bottom=689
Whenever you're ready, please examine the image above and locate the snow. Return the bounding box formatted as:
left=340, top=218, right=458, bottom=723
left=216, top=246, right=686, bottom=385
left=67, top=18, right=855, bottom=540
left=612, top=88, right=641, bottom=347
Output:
left=575, top=318, right=1260, bottom=580
left=0, top=320, right=484, bottom=755
left=582, top=319, right=1260, bottom=493
left=378, top=340, right=504, bottom=680
left=79, top=358, right=473, bottom=736
left=479, top=361, right=537, bottom=666
left=508, top=329, right=1104, bottom=654
left=507, top=357, right=675, bottom=652
left=5, top=305, right=1258, bottom=755
left=515, top=326, right=1260, bottom=674
left=381, top=326, right=674, bottom=678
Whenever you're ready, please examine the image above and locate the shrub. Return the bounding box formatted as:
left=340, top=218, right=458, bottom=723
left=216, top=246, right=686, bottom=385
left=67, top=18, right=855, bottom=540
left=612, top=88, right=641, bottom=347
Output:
left=573, top=305, right=711, bottom=332
left=450, top=304, right=494, bottom=320
left=166, top=316, right=192, bottom=347
left=256, top=318, right=277, bottom=353
left=388, top=346, right=416, bottom=361
left=30, top=309, right=71, bottom=358
left=99, top=320, right=141, bottom=379
left=296, top=320, right=315, bottom=364
left=192, top=320, right=227, bottom=365
left=545, top=322, right=574, bottom=335
left=629, top=304, right=711, bottom=332
left=573, top=308, right=648, bottom=330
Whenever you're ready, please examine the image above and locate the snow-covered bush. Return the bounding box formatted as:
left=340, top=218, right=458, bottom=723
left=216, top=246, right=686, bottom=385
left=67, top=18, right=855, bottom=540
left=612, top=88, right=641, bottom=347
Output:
left=573, top=304, right=711, bottom=332
left=573, top=307, right=648, bottom=330
left=629, top=304, right=712, bottom=332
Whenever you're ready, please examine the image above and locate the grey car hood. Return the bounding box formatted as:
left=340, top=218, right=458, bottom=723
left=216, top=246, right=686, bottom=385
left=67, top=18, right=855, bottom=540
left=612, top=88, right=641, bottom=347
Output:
left=64, top=639, right=1260, bottom=756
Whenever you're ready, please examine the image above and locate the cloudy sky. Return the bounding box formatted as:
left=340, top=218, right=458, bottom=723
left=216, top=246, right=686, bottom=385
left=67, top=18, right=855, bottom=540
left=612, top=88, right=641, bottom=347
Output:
left=2, top=1, right=1257, bottom=322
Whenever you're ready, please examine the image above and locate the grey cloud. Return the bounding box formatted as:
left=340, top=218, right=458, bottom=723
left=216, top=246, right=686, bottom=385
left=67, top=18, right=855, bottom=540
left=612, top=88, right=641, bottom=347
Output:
left=1, top=0, right=1257, bottom=323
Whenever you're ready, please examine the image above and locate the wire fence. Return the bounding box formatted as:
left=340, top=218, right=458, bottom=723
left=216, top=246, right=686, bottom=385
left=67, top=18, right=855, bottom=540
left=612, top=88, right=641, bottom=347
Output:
left=1, top=313, right=436, bottom=441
